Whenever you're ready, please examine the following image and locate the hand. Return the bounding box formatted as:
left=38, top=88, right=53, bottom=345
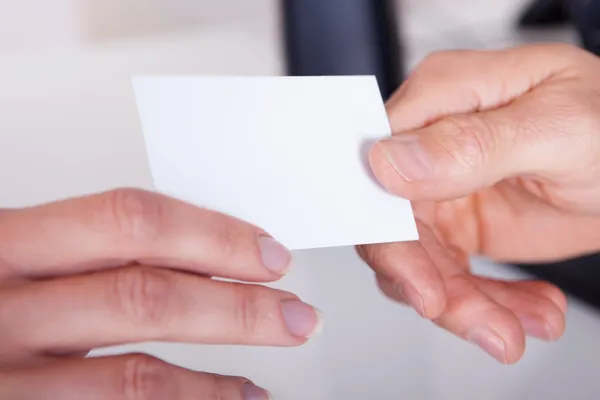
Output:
left=0, top=188, right=321, bottom=399
left=359, top=43, right=600, bottom=364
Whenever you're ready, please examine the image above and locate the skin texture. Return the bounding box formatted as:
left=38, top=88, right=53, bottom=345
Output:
left=360, top=43, right=600, bottom=364
left=0, top=188, right=321, bottom=399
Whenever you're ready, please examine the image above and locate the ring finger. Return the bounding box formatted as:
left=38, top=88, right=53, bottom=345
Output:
left=0, top=267, right=322, bottom=359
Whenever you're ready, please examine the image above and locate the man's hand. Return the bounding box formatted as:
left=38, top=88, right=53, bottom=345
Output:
left=360, top=43, right=600, bottom=364
left=0, top=188, right=321, bottom=399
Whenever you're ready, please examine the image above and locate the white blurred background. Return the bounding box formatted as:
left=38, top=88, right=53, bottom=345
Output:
left=0, top=1, right=598, bottom=399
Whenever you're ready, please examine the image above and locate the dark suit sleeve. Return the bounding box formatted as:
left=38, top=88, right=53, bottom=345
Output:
left=568, top=0, right=600, bottom=54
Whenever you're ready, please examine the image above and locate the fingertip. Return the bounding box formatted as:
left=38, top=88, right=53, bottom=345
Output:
left=243, top=382, right=272, bottom=400
left=368, top=141, right=411, bottom=197
left=365, top=240, right=448, bottom=320
left=258, top=235, right=293, bottom=277
left=535, top=298, right=568, bottom=342
left=280, top=300, right=323, bottom=340
left=438, top=285, right=526, bottom=364
left=518, top=314, right=565, bottom=342
left=513, top=280, right=569, bottom=315
left=477, top=279, right=567, bottom=344
left=505, top=344, right=525, bottom=365
left=541, top=284, right=569, bottom=315
left=369, top=139, right=457, bottom=201
left=468, top=329, right=509, bottom=364
left=525, top=297, right=567, bottom=342
left=492, top=320, right=527, bottom=365
left=482, top=312, right=527, bottom=364
left=420, top=285, right=447, bottom=320
left=468, top=324, right=525, bottom=365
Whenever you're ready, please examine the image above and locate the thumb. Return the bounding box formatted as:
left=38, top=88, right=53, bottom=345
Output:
left=369, top=95, right=592, bottom=201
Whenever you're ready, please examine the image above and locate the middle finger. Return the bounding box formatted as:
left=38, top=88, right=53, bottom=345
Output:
left=359, top=221, right=447, bottom=319
left=0, top=267, right=322, bottom=358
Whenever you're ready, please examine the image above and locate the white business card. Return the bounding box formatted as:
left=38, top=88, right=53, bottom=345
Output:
left=132, top=76, right=418, bottom=250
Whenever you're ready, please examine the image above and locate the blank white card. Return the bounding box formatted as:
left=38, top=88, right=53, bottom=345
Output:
left=132, top=76, right=418, bottom=250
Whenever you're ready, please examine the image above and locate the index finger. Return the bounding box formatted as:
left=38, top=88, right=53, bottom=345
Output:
left=0, top=188, right=291, bottom=281
left=386, top=44, right=575, bottom=133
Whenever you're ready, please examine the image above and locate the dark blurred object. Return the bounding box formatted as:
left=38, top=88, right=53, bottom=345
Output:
left=566, top=0, right=600, bottom=55
left=517, top=255, right=600, bottom=310
left=519, top=0, right=600, bottom=55
left=517, top=0, right=569, bottom=27
left=282, top=0, right=403, bottom=100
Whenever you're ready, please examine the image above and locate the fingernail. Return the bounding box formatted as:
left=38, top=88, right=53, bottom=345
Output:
left=468, top=329, right=508, bottom=363
left=281, top=300, right=323, bottom=338
left=394, top=283, right=425, bottom=317
left=258, top=236, right=292, bottom=275
left=378, top=134, right=432, bottom=182
left=520, top=316, right=552, bottom=341
left=243, top=382, right=272, bottom=400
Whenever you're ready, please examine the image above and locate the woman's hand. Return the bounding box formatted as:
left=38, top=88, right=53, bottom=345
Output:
left=360, top=43, right=600, bottom=364
left=0, top=188, right=321, bottom=399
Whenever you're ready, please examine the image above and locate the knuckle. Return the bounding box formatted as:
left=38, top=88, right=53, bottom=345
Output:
left=233, top=286, right=273, bottom=335
left=100, top=188, right=163, bottom=244
left=434, top=116, right=489, bottom=169
left=361, top=243, right=396, bottom=271
left=121, top=354, right=173, bottom=400
left=419, top=50, right=465, bottom=74
left=112, top=267, right=174, bottom=330
left=421, top=50, right=453, bottom=68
